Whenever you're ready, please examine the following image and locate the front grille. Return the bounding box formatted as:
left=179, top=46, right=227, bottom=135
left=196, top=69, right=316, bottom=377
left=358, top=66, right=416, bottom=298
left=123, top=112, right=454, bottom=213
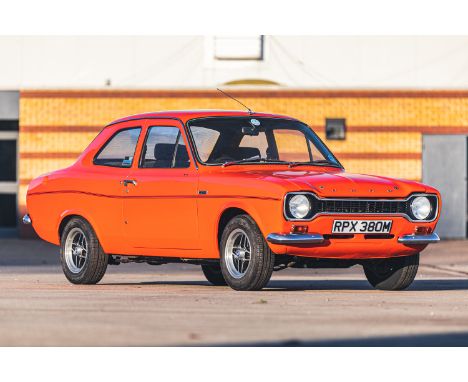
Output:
left=314, top=199, right=409, bottom=215
left=284, top=193, right=438, bottom=221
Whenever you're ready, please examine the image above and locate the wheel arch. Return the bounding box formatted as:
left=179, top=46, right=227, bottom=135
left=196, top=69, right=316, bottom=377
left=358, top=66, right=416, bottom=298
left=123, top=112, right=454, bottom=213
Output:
left=217, top=205, right=266, bottom=245
left=57, top=210, right=101, bottom=243
left=217, top=207, right=248, bottom=245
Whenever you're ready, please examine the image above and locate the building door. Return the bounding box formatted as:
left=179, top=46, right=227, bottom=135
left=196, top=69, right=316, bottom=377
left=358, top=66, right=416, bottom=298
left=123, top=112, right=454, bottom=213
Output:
left=422, top=135, right=467, bottom=239
left=0, top=91, right=19, bottom=237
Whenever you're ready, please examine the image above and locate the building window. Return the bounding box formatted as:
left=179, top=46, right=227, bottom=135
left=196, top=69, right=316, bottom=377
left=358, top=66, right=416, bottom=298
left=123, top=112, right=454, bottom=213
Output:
left=0, top=120, right=18, bottom=131
left=0, top=194, right=17, bottom=228
left=325, top=118, right=347, bottom=140
left=0, top=140, right=17, bottom=181
left=214, top=36, right=264, bottom=61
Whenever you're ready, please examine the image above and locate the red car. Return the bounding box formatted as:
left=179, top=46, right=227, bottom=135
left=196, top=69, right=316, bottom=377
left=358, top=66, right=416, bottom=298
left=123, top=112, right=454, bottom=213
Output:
left=24, top=110, right=441, bottom=291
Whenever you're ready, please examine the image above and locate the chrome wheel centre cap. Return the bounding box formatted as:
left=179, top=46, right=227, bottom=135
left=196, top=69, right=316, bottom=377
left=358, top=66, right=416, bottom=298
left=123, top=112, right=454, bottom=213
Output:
left=234, top=249, right=246, bottom=260
left=224, top=228, right=251, bottom=279
left=64, top=228, right=88, bottom=274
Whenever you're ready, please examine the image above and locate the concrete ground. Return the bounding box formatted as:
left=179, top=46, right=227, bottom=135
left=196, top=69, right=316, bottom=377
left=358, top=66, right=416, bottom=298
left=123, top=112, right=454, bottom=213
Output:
left=1, top=239, right=468, bottom=346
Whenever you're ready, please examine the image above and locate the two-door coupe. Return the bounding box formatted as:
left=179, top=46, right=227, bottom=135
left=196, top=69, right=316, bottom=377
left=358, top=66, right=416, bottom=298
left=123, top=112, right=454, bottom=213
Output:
left=24, top=110, right=441, bottom=290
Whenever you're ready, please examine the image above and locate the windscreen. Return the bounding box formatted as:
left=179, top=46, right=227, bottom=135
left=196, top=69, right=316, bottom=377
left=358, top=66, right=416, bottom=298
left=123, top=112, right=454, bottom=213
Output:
left=187, top=117, right=341, bottom=167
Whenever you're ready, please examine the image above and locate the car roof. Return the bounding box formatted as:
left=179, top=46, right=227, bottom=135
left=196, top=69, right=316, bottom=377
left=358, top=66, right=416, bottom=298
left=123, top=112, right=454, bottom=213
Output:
left=107, top=110, right=297, bottom=126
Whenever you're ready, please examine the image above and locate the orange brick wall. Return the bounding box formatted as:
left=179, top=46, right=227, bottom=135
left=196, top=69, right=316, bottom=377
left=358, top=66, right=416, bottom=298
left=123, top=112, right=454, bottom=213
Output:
left=18, top=89, right=468, bottom=218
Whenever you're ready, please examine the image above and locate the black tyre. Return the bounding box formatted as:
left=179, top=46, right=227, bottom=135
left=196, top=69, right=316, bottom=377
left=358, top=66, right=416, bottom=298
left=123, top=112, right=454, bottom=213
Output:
left=201, top=263, right=227, bottom=286
left=60, top=217, right=108, bottom=284
left=219, top=214, right=275, bottom=291
left=363, top=253, right=419, bottom=291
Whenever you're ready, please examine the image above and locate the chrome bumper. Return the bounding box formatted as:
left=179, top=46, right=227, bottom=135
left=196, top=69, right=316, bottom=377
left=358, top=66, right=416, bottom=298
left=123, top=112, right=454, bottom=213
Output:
left=267, top=232, right=440, bottom=246
left=22, top=214, right=32, bottom=225
left=266, top=233, right=324, bottom=245
left=398, top=233, right=440, bottom=245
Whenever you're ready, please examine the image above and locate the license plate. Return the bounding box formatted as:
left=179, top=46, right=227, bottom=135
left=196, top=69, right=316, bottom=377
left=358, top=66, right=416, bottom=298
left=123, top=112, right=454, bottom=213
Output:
left=332, top=220, right=392, bottom=234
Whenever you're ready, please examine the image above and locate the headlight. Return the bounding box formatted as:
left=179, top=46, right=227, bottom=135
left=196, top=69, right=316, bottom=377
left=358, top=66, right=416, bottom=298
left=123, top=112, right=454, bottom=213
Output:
left=289, top=194, right=311, bottom=219
left=410, top=196, right=432, bottom=220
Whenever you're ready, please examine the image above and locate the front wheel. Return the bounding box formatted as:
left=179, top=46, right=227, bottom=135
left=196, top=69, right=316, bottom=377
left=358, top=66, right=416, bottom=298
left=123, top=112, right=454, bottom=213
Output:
left=60, top=217, right=108, bottom=284
left=363, top=253, right=419, bottom=291
left=220, top=214, right=275, bottom=291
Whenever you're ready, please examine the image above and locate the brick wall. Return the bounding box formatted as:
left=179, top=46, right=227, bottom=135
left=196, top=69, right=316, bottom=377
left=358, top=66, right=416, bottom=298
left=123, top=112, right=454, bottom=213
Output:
left=18, top=89, right=468, bottom=220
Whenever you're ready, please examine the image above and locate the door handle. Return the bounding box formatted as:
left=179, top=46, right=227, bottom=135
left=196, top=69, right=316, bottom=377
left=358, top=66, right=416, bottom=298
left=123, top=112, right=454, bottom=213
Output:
left=121, top=179, right=137, bottom=187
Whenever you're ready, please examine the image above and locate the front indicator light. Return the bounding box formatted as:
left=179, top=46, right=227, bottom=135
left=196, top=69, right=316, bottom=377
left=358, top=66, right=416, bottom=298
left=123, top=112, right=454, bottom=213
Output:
left=415, top=226, right=432, bottom=235
left=291, top=225, right=309, bottom=234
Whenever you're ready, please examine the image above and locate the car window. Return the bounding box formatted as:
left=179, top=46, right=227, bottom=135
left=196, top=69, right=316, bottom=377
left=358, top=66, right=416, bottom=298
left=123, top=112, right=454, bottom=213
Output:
left=140, top=126, right=190, bottom=168
left=187, top=117, right=340, bottom=167
left=240, top=132, right=268, bottom=158
left=94, top=128, right=141, bottom=168
left=274, top=130, right=317, bottom=162
left=275, top=130, right=325, bottom=162
left=189, top=126, right=220, bottom=162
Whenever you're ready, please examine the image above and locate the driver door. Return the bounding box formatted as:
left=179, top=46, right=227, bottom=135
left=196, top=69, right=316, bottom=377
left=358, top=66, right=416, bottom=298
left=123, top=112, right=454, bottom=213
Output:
left=123, top=120, right=200, bottom=252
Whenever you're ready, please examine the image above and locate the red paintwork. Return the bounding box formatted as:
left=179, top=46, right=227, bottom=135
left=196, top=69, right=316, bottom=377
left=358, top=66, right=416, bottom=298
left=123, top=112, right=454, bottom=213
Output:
left=26, top=110, right=441, bottom=260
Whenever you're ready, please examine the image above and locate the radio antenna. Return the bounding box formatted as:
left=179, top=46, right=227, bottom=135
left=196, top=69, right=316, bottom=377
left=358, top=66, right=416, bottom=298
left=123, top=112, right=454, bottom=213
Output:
left=217, top=88, right=254, bottom=114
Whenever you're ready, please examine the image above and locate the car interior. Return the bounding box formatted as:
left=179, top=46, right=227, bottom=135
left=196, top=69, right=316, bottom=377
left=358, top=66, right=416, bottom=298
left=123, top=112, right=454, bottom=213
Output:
left=141, top=142, right=190, bottom=168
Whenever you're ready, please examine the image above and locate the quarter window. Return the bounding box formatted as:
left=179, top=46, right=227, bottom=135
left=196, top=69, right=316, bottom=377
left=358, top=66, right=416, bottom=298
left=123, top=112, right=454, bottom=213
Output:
left=94, top=128, right=141, bottom=168
left=140, top=126, right=190, bottom=168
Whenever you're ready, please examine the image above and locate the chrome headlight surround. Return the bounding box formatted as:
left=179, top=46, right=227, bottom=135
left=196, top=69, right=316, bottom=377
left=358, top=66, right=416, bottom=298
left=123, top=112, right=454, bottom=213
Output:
left=407, top=194, right=438, bottom=221
left=284, top=193, right=315, bottom=220
left=289, top=194, right=311, bottom=219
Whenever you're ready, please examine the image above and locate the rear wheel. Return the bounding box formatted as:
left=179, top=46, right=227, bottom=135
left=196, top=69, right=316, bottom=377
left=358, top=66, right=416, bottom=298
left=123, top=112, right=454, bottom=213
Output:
left=363, top=253, right=419, bottom=291
left=201, top=264, right=227, bottom=286
left=60, top=217, right=108, bottom=284
left=220, top=214, right=275, bottom=291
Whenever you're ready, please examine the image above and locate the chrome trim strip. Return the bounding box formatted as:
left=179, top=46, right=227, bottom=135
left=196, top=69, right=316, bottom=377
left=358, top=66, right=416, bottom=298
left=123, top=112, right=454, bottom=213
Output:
left=283, top=192, right=439, bottom=223
left=397, top=233, right=440, bottom=245
left=22, top=214, right=32, bottom=225
left=266, top=233, right=324, bottom=245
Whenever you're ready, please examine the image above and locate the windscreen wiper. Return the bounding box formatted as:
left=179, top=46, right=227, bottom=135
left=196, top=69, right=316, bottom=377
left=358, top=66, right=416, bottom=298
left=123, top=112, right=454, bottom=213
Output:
left=223, top=156, right=289, bottom=167
left=288, top=160, right=341, bottom=168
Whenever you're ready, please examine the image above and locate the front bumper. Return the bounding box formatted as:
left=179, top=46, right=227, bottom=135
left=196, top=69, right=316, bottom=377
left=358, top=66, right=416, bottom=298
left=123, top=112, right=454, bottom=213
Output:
left=397, top=233, right=440, bottom=244
left=267, top=232, right=440, bottom=246
left=265, top=214, right=440, bottom=259
left=266, top=233, right=324, bottom=244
